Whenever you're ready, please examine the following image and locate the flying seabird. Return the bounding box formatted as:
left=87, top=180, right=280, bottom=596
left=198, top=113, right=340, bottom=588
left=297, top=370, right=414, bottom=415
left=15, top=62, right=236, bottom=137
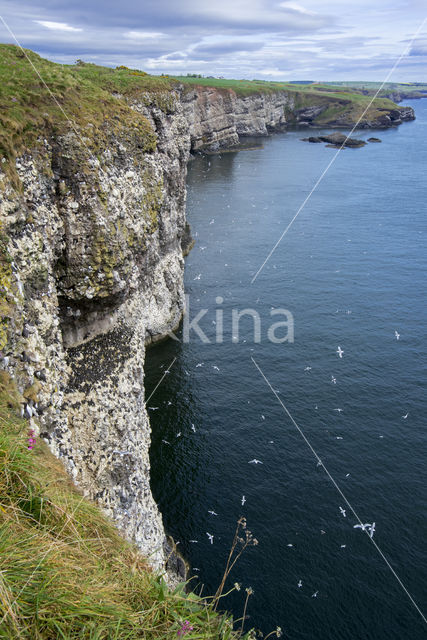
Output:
left=337, top=346, right=344, bottom=358
left=339, top=506, right=346, bottom=517
left=208, top=510, right=218, bottom=516
left=395, top=330, right=400, bottom=340
left=402, top=412, right=409, bottom=419
left=206, top=533, right=214, bottom=544
left=312, top=591, right=318, bottom=598
left=248, top=459, right=263, bottom=464
left=241, top=496, right=246, bottom=506
left=353, top=523, right=372, bottom=532
left=298, top=580, right=302, bottom=588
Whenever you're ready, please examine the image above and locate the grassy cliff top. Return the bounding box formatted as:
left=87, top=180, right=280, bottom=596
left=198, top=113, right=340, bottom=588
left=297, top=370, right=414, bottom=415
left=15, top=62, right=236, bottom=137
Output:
left=0, top=383, right=253, bottom=639
left=171, top=74, right=400, bottom=105
left=317, top=80, right=427, bottom=97
left=0, top=44, right=174, bottom=173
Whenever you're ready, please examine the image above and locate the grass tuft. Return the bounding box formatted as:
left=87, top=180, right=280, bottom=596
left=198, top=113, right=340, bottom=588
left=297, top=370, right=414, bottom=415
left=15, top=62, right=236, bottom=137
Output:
left=0, top=391, right=253, bottom=639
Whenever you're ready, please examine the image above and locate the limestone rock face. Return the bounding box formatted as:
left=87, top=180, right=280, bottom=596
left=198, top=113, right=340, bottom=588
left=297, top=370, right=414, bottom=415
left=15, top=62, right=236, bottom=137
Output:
left=0, top=92, right=189, bottom=571
left=181, top=87, right=293, bottom=151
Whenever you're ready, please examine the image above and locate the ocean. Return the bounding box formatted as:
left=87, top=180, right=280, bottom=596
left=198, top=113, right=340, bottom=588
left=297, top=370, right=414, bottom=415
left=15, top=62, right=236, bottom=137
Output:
left=145, top=99, right=427, bottom=639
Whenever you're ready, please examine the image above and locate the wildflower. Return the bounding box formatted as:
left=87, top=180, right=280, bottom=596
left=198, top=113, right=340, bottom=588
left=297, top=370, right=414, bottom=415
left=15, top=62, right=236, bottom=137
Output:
left=234, top=582, right=241, bottom=591
left=246, top=586, right=254, bottom=595
left=28, top=429, right=36, bottom=450
left=177, top=620, right=193, bottom=637
left=276, top=627, right=282, bottom=638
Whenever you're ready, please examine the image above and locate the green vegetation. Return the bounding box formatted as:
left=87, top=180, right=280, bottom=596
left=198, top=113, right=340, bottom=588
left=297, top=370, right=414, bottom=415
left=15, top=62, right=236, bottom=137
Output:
left=319, top=80, right=427, bottom=99
left=171, top=75, right=296, bottom=95
left=0, top=386, right=262, bottom=639
left=0, top=44, right=174, bottom=182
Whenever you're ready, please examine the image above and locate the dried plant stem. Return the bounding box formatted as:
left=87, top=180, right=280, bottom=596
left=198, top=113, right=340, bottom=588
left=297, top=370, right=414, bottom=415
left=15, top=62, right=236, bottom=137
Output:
left=239, top=590, right=251, bottom=637
left=214, top=516, right=256, bottom=609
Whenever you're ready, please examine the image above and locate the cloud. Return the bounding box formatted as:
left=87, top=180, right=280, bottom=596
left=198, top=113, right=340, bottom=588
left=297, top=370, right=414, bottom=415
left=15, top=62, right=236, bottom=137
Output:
left=409, top=37, right=427, bottom=56
left=278, top=2, right=316, bottom=16
left=35, top=20, right=83, bottom=32
left=124, top=31, right=166, bottom=40
left=191, top=39, right=265, bottom=56
left=0, top=0, right=425, bottom=81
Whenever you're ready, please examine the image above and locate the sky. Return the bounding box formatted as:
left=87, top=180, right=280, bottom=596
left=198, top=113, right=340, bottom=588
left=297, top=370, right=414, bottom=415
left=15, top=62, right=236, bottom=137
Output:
left=0, top=1, right=426, bottom=80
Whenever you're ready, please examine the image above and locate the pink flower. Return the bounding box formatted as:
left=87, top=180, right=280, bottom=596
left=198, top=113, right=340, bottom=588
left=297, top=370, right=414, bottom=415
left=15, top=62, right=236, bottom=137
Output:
left=177, top=620, right=193, bottom=636
left=27, top=429, right=36, bottom=451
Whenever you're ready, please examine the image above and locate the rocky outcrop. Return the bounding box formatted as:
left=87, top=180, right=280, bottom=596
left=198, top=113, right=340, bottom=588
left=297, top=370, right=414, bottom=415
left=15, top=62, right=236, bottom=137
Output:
left=383, top=91, right=427, bottom=103
left=0, top=81, right=417, bottom=577
left=302, top=133, right=366, bottom=148
left=179, top=87, right=291, bottom=152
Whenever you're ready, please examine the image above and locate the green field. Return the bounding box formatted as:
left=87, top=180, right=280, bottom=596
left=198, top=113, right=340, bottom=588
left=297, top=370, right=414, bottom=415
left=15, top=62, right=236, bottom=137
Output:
left=317, top=81, right=427, bottom=98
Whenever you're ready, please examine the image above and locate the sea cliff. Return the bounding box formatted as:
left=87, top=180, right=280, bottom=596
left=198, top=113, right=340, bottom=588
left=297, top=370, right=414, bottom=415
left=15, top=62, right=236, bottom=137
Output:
left=0, top=45, right=416, bottom=574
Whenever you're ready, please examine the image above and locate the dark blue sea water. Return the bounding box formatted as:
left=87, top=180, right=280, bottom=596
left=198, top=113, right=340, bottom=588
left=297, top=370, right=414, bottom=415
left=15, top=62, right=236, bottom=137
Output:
left=146, top=100, right=427, bottom=639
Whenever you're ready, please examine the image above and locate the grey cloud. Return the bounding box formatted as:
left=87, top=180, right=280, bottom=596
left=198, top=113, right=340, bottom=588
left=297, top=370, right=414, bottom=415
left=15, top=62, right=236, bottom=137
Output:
left=191, top=41, right=265, bottom=56
left=2, top=0, right=332, bottom=32
left=1, top=0, right=425, bottom=81
left=409, top=38, right=427, bottom=56
left=410, top=47, right=427, bottom=56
